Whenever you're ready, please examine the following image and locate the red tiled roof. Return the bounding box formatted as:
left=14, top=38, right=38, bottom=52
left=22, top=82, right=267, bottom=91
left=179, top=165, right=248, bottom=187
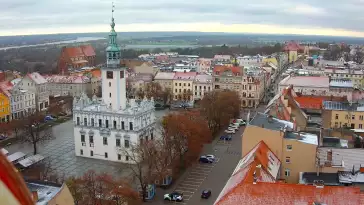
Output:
left=80, top=45, right=96, bottom=57
left=215, top=182, right=361, bottom=205
left=173, top=72, right=197, bottom=80
left=295, top=95, right=347, bottom=110
left=283, top=41, right=302, bottom=51
left=213, top=65, right=242, bottom=75
left=0, top=81, right=13, bottom=97
left=215, top=141, right=281, bottom=204
left=64, top=47, right=84, bottom=57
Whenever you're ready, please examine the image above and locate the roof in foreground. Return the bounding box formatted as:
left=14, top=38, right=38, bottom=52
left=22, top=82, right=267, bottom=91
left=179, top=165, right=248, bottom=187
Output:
left=279, top=76, right=329, bottom=88
left=214, top=182, right=362, bottom=205
left=215, top=141, right=281, bottom=205
left=249, top=112, right=294, bottom=131
left=26, top=180, right=63, bottom=205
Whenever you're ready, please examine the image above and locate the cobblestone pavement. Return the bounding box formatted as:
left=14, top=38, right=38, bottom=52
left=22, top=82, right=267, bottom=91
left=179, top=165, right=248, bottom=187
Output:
left=4, top=110, right=170, bottom=178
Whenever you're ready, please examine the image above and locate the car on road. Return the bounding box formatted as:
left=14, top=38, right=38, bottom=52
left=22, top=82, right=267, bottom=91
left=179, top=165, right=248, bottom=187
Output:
left=228, top=126, right=239, bottom=131
left=235, top=119, right=246, bottom=126
left=199, top=156, right=214, bottom=163
left=220, top=135, right=232, bottom=141
left=205, top=154, right=216, bottom=162
left=201, top=190, right=211, bottom=199
left=44, top=115, right=55, bottom=122
left=224, top=129, right=235, bottom=134
left=164, top=192, right=183, bottom=202
left=229, top=122, right=240, bottom=127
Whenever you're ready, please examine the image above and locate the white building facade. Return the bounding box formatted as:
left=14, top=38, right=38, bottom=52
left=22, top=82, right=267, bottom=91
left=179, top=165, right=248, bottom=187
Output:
left=73, top=16, right=155, bottom=163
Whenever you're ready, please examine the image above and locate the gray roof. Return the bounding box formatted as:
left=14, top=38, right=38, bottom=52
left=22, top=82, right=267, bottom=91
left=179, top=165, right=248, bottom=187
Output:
left=299, top=172, right=339, bottom=186
left=249, top=112, right=294, bottom=131
left=26, top=180, right=62, bottom=205
left=317, top=148, right=364, bottom=171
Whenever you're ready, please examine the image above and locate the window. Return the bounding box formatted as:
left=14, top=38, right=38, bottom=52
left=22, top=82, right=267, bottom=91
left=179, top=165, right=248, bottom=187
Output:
left=188, top=83, right=190, bottom=86
left=195, top=86, right=197, bottom=89
left=80, top=149, right=83, bottom=155
left=113, top=120, right=117, bottom=129
left=285, top=157, right=291, bottom=163
left=109, top=93, right=111, bottom=98
left=345, top=115, right=349, bottom=119
left=99, top=119, right=102, bottom=127
left=89, top=135, right=94, bottom=144
left=103, top=137, right=108, bottom=145
left=121, top=121, right=125, bottom=130
left=120, top=71, right=124, bottom=78
left=84, top=118, right=87, bottom=126
left=151, top=132, right=154, bottom=140
left=118, top=154, right=121, bottom=160
left=116, top=139, right=121, bottom=147
left=352, top=115, right=355, bottom=120
left=81, top=135, right=85, bottom=142
left=124, top=139, right=130, bottom=148
left=359, top=124, right=363, bottom=129
left=179, top=83, right=181, bottom=86
left=105, top=152, right=108, bottom=158
left=129, top=122, right=133, bottom=130
left=286, top=145, right=292, bottom=151
left=125, top=155, right=129, bottom=161
left=91, top=118, right=94, bottom=126
left=175, top=83, right=177, bottom=86
left=107, top=71, right=113, bottom=79
left=109, top=82, right=111, bottom=87
left=360, top=116, right=364, bottom=120
left=90, top=151, right=93, bottom=156
left=335, top=114, right=339, bottom=120
left=106, top=120, right=109, bottom=128
left=285, top=169, right=290, bottom=177
left=77, top=117, right=80, bottom=125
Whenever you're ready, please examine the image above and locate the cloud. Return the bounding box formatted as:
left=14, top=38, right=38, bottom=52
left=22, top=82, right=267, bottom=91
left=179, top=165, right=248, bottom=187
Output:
left=1, top=0, right=364, bottom=37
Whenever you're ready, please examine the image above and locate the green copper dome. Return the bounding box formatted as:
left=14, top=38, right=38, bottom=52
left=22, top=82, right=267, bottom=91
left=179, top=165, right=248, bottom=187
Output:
left=106, top=17, right=121, bottom=52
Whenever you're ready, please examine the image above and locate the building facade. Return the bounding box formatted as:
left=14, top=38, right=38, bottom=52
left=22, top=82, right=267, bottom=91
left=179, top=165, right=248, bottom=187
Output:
left=0, top=91, right=10, bottom=122
left=73, top=16, right=155, bottom=163
left=213, top=65, right=243, bottom=95
left=17, top=73, right=49, bottom=111
left=322, top=101, right=364, bottom=129
left=243, top=113, right=318, bottom=183
left=45, top=75, right=97, bottom=97
left=172, top=72, right=196, bottom=101
left=241, top=67, right=268, bottom=108
left=154, top=72, right=175, bottom=91
left=193, top=74, right=212, bottom=101
left=197, top=58, right=212, bottom=73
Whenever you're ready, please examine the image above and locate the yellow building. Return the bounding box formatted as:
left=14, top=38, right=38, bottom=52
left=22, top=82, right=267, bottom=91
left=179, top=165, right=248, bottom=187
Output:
left=172, top=72, right=197, bottom=101
left=322, top=101, right=364, bottom=129
left=0, top=91, right=10, bottom=122
left=242, top=113, right=318, bottom=183
left=283, top=41, right=300, bottom=63
left=262, top=56, right=278, bottom=67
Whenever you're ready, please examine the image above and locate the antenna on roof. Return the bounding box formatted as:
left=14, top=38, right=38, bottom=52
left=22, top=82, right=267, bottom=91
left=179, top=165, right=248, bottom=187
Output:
left=111, top=2, right=115, bottom=19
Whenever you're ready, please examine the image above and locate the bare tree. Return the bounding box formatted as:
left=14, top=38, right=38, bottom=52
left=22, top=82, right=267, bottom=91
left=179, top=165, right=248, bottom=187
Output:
left=118, top=139, right=169, bottom=202
left=17, top=112, right=54, bottom=155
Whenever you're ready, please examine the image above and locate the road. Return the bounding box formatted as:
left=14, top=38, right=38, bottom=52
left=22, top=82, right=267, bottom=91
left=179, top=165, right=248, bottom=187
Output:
left=148, top=107, right=266, bottom=205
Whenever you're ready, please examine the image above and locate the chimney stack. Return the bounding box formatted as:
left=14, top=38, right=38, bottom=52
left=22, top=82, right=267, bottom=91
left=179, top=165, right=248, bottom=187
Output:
left=253, top=164, right=262, bottom=184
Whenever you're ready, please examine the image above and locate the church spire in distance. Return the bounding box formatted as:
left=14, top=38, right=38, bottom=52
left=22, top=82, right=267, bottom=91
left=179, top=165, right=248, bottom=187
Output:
left=106, top=2, right=121, bottom=68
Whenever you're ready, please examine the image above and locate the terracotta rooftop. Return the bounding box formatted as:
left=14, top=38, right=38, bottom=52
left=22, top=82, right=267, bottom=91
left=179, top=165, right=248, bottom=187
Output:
left=27, top=72, right=47, bottom=84
left=0, top=81, right=13, bottom=97
left=213, top=65, right=242, bottom=75
left=283, top=41, right=302, bottom=51
left=79, top=45, right=96, bottom=57
left=215, top=182, right=362, bottom=205
left=215, top=141, right=281, bottom=204
left=295, top=95, right=347, bottom=110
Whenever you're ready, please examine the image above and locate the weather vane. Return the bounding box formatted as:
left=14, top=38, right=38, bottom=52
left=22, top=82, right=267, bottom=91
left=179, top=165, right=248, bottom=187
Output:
left=112, top=2, right=115, bottom=18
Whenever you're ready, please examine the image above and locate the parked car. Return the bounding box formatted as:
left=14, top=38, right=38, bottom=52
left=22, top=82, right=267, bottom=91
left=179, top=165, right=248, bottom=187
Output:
left=164, top=192, right=183, bottom=202
left=201, top=190, right=211, bottom=199
left=228, top=126, right=239, bottom=131
left=199, top=156, right=214, bottom=163
left=235, top=119, right=246, bottom=126
left=205, top=155, right=216, bottom=162
left=220, top=135, right=232, bottom=141
left=224, top=129, right=235, bottom=134
left=44, top=115, right=54, bottom=122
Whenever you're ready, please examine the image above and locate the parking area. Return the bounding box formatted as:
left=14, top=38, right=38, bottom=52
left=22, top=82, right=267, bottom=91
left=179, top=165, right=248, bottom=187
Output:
left=170, top=158, right=219, bottom=204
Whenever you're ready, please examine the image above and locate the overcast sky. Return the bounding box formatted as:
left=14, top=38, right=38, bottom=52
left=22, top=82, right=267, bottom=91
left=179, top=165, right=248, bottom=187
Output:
left=2, top=0, right=364, bottom=37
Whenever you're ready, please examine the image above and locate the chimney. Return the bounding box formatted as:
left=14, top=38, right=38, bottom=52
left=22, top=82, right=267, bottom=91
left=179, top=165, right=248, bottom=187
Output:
left=313, top=180, right=324, bottom=188
left=32, top=191, right=38, bottom=202
left=360, top=165, right=364, bottom=173
left=253, top=164, right=262, bottom=184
